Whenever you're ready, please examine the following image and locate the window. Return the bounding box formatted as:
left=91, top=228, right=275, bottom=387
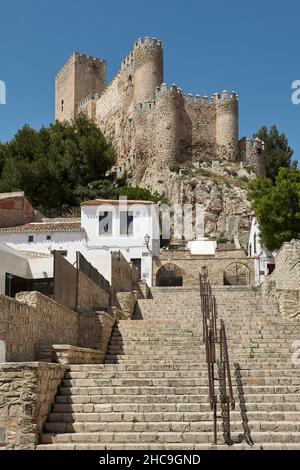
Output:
left=28, top=235, right=34, bottom=243
left=46, top=235, right=51, bottom=241
left=253, top=234, right=257, bottom=255
left=61, top=99, right=64, bottom=112
left=99, top=211, right=112, bottom=236
left=120, top=211, right=134, bottom=235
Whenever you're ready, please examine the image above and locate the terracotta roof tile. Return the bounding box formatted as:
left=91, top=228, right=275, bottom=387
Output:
left=0, top=222, right=84, bottom=234
left=81, top=199, right=155, bottom=206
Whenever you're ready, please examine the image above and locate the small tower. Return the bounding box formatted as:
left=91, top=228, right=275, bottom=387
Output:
left=55, top=52, right=106, bottom=122
left=133, top=37, right=164, bottom=104
left=253, top=137, right=266, bottom=176
left=215, top=91, right=239, bottom=161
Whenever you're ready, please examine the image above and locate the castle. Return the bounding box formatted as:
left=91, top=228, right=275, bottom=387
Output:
left=55, top=37, right=265, bottom=183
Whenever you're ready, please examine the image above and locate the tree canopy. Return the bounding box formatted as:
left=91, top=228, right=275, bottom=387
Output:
left=0, top=115, right=162, bottom=214
left=254, top=125, right=296, bottom=182
left=249, top=168, right=300, bottom=251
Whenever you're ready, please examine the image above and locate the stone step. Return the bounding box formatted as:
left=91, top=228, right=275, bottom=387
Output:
left=35, top=442, right=300, bottom=450
left=55, top=394, right=212, bottom=404
left=62, top=375, right=300, bottom=387
left=44, top=421, right=220, bottom=434
left=49, top=406, right=300, bottom=422
left=39, top=430, right=300, bottom=445
left=58, top=385, right=211, bottom=396
left=104, top=357, right=293, bottom=365
left=56, top=392, right=300, bottom=405
left=62, top=378, right=210, bottom=387
left=60, top=380, right=300, bottom=395
left=44, top=419, right=300, bottom=434
left=39, top=430, right=239, bottom=445
left=53, top=399, right=300, bottom=412
left=65, top=370, right=211, bottom=380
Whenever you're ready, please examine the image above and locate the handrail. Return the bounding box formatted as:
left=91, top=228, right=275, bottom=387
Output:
left=220, top=320, right=235, bottom=445
left=199, top=274, right=235, bottom=446
left=220, top=320, right=235, bottom=409
left=200, top=274, right=218, bottom=444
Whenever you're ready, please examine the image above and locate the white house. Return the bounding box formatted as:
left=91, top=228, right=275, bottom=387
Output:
left=0, top=243, right=53, bottom=296
left=0, top=199, right=160, bottom=287
left=248, top=217, right=276, bottom=285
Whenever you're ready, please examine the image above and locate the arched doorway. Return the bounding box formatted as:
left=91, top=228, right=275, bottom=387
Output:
left=224, top=263, right=250, bottom=286
left=156, top=264, right=183, bottom=287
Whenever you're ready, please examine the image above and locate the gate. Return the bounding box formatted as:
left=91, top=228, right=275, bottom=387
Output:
left=156, top=264, right=183, bottom=287
left=223, top=263, right=250, bottom=286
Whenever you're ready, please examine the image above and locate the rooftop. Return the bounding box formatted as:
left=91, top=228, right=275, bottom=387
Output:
left=0, top=221, right=84, bottom=234
left=0, top=191, right=25, bottom=200
left=81, top=199, right=156, bottom=206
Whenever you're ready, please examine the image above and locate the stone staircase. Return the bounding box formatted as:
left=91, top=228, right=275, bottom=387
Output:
left=37, top=287, right=300, bottom=450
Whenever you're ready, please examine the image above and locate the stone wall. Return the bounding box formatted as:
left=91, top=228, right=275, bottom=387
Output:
left=0, top=193, right=36, bottom=228
left=111, top=251, right=139, bottom=303
left=0, top=290, right=118, bottom=363
left=262, top=239, right=300, bottom=317
left=116, top=292, right=138, bottom=319
left=77, top=311, right=114, bottom=354
left=184, top=98, right=217, bottom=161
left=53, top=345, right=103, bottom=365
left=153, top=250, right=255, bottom=287
left=77, top=270, right=110, bottom=315
left=0, top=362, right=65, bottom=449
left=0, top=292, right=78, bottom=362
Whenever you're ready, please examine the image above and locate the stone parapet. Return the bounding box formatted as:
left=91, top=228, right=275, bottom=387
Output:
left=261, top=239, right=300, bottom=317
left=0, top=362, right=66, bottom=450
left=52, top=345, right=103, bottom=365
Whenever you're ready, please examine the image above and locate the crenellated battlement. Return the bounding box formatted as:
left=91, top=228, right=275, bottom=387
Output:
left=134, top=37, right=163, bottom=50
left=77, top=93, right=100, bottom=110
left=133, top=85, right=240, bottom=114
left=155, top=83, right=183, bottom=96
left=211, top=90, right=239, bottom=104
left=184, top=93, right=212, bottom=106
left=56, top=52, right=105, bottom=78
left=121, top=52, right=134, bottom=72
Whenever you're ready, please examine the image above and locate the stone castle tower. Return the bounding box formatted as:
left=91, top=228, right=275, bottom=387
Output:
left=55, top=37, right=265, bottom=182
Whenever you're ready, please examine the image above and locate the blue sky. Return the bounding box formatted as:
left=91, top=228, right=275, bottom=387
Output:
left=0, top=0, right=299, bottom=161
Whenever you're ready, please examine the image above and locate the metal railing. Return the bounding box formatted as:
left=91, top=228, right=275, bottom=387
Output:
left=199, top=274, right=235, bottom=445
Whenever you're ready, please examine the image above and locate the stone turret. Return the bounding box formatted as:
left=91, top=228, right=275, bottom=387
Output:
left=214, top=91, right=239, bottom=161
left=133, top=37, right=164, bottom=104
left=154, top=84, right=184, bottom=168
left=55, top=52, right=106, bottom=122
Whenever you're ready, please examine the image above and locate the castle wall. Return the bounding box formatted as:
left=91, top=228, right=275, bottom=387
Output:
left=184, top=96, right=217, bottom=161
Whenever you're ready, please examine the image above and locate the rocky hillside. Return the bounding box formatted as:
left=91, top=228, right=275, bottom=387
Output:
left=137, top=160, right=254, bottom=249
